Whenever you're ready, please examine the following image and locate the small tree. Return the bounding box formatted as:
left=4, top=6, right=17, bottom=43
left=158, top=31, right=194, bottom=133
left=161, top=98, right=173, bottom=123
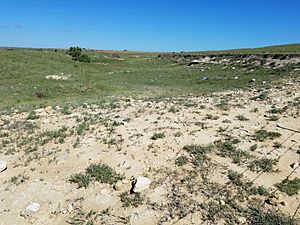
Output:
left=67, top=47, right=82, bottom=60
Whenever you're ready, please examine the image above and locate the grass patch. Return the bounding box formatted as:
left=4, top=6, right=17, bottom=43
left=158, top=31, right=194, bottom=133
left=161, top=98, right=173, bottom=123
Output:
left=175, top=156, right=189, bottom=166
left=248, top=207, right=298, bottom=225
left=119, top=192, right=144, bottom=207
left=183, top=144, right=213, bottom=166
left=255, top=130, right=281, bottom=141
left=248, top=158, right=277, bottom=173
left=276, top=178, right=300, bottom=196
left=69, top=162, right=124, bottom=188
left=151, top=132, right=165, bottom=140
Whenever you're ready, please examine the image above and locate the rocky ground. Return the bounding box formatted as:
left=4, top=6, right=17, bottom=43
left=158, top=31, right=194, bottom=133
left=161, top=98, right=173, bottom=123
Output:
left=0, top=78, right=299, bottom=225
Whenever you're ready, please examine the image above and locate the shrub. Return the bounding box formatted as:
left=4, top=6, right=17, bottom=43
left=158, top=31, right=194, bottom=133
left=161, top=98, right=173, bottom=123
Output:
left=79, top=54, right=91, bottom=63
left=248, top=158, right=277, bottom=172
left=119, top=192, right=144, bottom=207
left=249, top=207, right=297, bottom=225
left=255, top=130, right=281, bottom=141
left=151, top=132, right=165, bottom=140
left=276, top=178, right=300, bottom=196
left=183, top=144, right=213, bottom=166
left=67, top=46, right=82, bottom=60
left=175, top=156, right=189, bottom=166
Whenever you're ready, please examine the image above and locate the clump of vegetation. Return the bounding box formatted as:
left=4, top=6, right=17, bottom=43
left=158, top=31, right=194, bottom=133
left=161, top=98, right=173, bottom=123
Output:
left=248, top=207, right=297, bottom=225
left=183, top=144, right=213, bottom=166
left=119, top=192, right=144, bottom=207
left=67, top=46, right=91, bottom=62
left=255, top=130, right=281, bottom=141
left=27, top=111, right=39, bottom=120
left=205, top=114, right=219, bottom=120
left=69, top=162, right=124, bottom=188
left=236, top=114, right=249, bottom=121
left=214, top=140, right=250, bottom=164
left=268, top=115, right=280, bottom=121
left=250, top=144, right=258, bottom=151
left=248, top=158, right=277, bottom=172
left=61, top=105, right=72, bottom=115
left=77, top=121, right=90, bottom=135
left=10, top=174, right=29, bottom=185
left=175, top=156, right=189, bottom=166
left=228, top=170, right=244, bottom=186
left=151, top=132, right=165, bottom=140
left=273, top=142, right=282, bottom=148
left=276, top=178, right=300, bottom=196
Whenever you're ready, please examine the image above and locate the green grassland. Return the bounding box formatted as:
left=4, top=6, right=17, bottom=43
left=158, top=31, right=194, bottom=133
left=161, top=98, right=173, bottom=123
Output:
left=0, top=44, right=299, bottom=111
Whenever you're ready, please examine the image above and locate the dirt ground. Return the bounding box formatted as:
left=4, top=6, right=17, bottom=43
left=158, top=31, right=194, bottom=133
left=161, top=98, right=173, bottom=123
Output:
left=0, top=78, right=299, bottom=225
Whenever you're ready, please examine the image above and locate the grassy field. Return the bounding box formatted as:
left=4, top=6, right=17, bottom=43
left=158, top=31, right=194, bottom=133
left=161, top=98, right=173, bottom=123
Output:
left=0, top=44, right=299, bottom=111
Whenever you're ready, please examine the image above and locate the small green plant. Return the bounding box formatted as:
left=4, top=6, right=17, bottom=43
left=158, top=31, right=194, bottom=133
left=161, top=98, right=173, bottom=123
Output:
left=273, top=142, right=282, bottom=148
left=79, top=54, right=91, bottom=63
left=10, top=174, right=29, bottom=185
left=69, top=172, right=91, bottom=189
left=61, top=105, right=72, bottom=115
left=255, top=130, right=281, bottom=141
left=119, top=192, right=144, bottom=207
left=69, top=162, right=123, bottom=188
left=236, top=114, right=249, bottom=121
left=248, top=158, right=277, bottom=172
left=151, top=132, right=165, bottom=140
left=250, top=144, right=258, bottom=151
left=205, top=114, right=219, bottom=120
left=168, top=106, right=179, bottom=113
left=27, top=111, right=39, bottom=120
left=77, top=122, right=90, bottom=135
left=228, top=170, right=244, bottom=186
left=276, top=178, right=300, bottom=196
left=175, top=156, right=189, bottom=166
left=268, top=115, right=280, bottom=121
left=248, top=207, right=297, bottom=225
left=183, top=144, right=213, bottom=166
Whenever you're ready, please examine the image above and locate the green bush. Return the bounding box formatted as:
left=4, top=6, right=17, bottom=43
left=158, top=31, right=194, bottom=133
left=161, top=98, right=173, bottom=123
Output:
left=78, top=54, right=91, bottom=63
left=67, top=46, right=82, bottom=60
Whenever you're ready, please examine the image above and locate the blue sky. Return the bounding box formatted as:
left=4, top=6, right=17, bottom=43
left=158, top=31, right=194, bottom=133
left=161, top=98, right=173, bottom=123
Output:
left=0, top=0, right=299, bottom=51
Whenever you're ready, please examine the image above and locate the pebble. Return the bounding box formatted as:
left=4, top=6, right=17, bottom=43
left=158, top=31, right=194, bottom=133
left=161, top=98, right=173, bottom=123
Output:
left=219, top=200, right=225, bottom=205
left=43, top=119, right=50, bottom=124
left=133, top=176, right=151, bottom=193
left=238, top=217, right=247, bottom=224
left=280, top=201, right=288, bottom=206
left=26, top=202, right=40, bottom=213
left=0, top=160, right=7, bottom=172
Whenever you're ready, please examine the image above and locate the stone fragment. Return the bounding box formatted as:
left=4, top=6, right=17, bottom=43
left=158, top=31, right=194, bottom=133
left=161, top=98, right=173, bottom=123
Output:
left=133, top=176, right=151, bottom=193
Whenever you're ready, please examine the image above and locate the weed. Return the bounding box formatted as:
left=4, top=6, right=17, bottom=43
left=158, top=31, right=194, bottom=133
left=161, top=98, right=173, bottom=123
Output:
left=228, top=170, right=244, bottom=186
left=77, top=122, right=90, bottom=135
left=236, top=114, right=249, bottom=121
left=169, top=106, right=179, bottom=113
left=151, top=132, right=165, bottom=140
left=205, top=114, right=219, bottom=120
left=250, top=144, right=258, bottom=151
left=119, top=192, right=144, bottom=207
left=174, top=131, right=182, bottom=137
left=183, top=144, right=213, bottom=166
left=27, top=111, right=39, bottom=120
left=86, top=163, right=124, bottom=184
left=61, top=105, right=72, bottom=115
left=276, top=178, right=300, bottom=196
left=248, top=207, right=297, bottom=225
left=248, top=158, right=277, bottom=172
left=268, top=115, right=280, bottom=121
left=10, top=174, right=29, bottom=185
left=175, top=156, right=189, bottom=166
left=69, top=172, right=91, bottom=189
left=255, top=130, right=281, bottom=141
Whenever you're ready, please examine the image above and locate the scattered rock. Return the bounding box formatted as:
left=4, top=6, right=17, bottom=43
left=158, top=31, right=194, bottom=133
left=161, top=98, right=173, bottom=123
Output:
left=266, top=198, right=278, bottom=206
left=45, top=106, right=53, bottom=113
left=0, top=130, right=9, bottom=137
left=43, top=119, right=51, bottom=124
left=26, top=202, right=40, bottom=213
left=250, top=78, right=256, bottom=83
left=45, top=73, right=71, bottom=81
left=238, top=217, right=247, bottom=224
left=219, top=199, right=225, bottom=205
left=132, top=176, right=151, bottom=193
left=280, top=201, right=288, bottom=206
left=0, top=160, right=7, bottom=172
left=290, top=162, right=299, bottom=169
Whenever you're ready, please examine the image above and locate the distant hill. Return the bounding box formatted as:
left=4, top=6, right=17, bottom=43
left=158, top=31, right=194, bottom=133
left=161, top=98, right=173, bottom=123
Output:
left=189, top=43, right=300, bottom=55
